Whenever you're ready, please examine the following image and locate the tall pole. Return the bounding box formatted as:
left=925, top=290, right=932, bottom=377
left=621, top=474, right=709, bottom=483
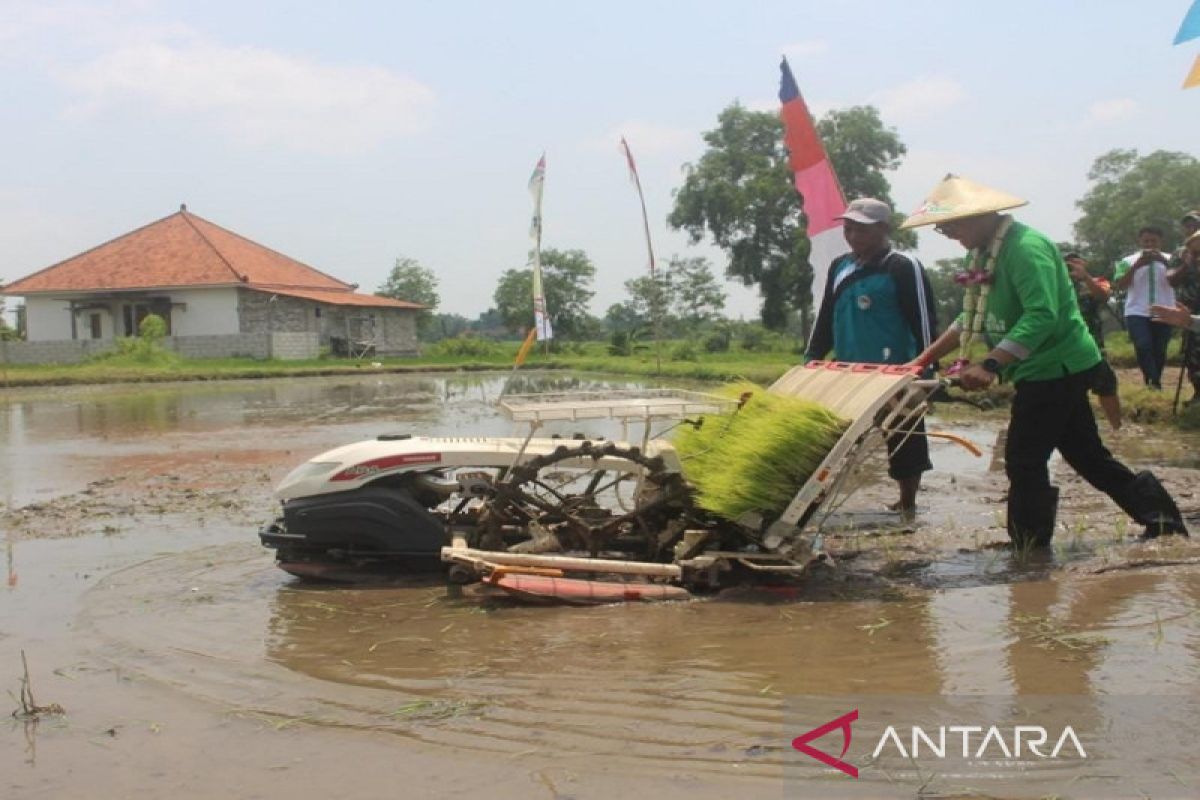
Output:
left=619, top=137, right=662, bottom=375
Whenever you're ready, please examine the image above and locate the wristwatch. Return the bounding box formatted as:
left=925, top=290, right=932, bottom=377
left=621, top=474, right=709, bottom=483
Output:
left=981, top=357, right=1001, bottom=374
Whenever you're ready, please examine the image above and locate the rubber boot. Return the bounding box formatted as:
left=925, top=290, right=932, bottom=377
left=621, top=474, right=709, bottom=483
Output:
left=1006, top=485, right=1059, bottom=549
left=1113, top=471, right=1189, bottom=539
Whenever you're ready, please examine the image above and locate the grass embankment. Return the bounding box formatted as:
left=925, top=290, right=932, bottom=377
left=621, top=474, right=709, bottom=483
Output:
left=0, top=341, right=798, bottom=387
left=3, top=332, right=1198, bottom=428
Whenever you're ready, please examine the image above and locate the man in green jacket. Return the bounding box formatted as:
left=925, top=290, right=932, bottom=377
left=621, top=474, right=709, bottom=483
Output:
left=901, top=175, right=1187, bottom=547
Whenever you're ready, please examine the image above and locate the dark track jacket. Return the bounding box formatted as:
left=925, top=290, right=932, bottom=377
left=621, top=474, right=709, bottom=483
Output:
left=804, top=248, right=937, bottom=365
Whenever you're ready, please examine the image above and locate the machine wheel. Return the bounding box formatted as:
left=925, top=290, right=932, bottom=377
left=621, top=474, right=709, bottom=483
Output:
left=483, top=440, right=692, bottom=558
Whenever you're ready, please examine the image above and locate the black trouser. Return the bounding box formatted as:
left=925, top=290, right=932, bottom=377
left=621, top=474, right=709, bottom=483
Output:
left=1007, top=371, right=1133, bottom=499
left=886, top=416, right=931, bottom=481
left=1006, top=369, right=1185, bottom=538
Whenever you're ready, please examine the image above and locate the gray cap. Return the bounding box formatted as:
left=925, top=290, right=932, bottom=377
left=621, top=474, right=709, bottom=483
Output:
left=836, top=197, right=892, bottom=226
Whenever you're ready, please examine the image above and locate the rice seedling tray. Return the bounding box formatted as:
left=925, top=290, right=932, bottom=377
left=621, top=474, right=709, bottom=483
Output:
left=498, top=389, right=738, bottom=423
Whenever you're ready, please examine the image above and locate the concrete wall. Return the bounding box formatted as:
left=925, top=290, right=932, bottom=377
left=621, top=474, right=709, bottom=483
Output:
left=20, top=288, right=243, bottom=341
left=1, top=338, right=114, bottom=364
left=238, top=290, right=318, bottom=335
left=269, top=331, right=320, bottom=360
left=379, top=309, right=419, bottom=355
left=0, top=331, right=319, bottom=364
left=172, top=287, right=240, bottom=335
left=23, top=296, right=73, bottom=341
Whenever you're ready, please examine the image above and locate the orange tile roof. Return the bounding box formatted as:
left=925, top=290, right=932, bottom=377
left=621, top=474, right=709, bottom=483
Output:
left=2, top=208, right=359, bottom=295
left=260, top=286, right=425, bottom=309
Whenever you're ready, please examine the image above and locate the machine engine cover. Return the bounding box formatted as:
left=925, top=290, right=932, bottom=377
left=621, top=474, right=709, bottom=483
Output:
left=268, top=486, right=445, bottom=562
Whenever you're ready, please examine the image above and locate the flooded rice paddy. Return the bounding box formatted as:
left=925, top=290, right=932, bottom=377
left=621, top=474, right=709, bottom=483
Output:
left=2, top=371, right=1199, bottom=799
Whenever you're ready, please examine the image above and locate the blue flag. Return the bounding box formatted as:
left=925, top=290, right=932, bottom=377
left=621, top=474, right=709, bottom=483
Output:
left=1175, top=0, right=1200, bottom=45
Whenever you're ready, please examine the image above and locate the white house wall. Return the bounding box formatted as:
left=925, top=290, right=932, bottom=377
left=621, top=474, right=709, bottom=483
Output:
left=170, top=288, right=240, bottom=336
left=24, top=296, right=74, bottom=341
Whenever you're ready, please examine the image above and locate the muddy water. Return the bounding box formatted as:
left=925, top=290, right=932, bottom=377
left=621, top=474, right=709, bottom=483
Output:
left=3, top=372, right=1200, bottom=799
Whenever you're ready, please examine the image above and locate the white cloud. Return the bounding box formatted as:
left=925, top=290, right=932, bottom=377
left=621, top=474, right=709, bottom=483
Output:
left=1087, top=97, right=1138, bottom=124
left=584, top=121, right=699, bottom=156
left=0, top=1, right=179, bottom=52
left=781, top=39, right=830, bottom=60
left=58, top=40, right=435, bottom=155
left=872, top=76, right=966, bottom=122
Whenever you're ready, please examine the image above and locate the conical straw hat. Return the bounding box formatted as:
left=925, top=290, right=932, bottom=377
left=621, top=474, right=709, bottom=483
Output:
left=899, top=174, right=1027, bottom=229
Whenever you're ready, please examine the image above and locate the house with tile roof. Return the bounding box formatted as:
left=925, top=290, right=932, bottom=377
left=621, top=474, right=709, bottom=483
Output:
left=1, top=206, right=424, bottom=362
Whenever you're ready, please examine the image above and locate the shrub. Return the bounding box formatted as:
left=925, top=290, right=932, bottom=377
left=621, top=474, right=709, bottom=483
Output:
left=703, top=329, right=731, bottom=353
left=550, top=340, right=587, bottom=355
left=138, top=313, right=167, bottom=342
left=427, top=334, right=501, bottom=358
left=608, top=330, right=635, bottom=356
left=670, top=341, right=698, bottom=361
left=738, top=323, right=791, bottom=352
left=90, top=313, right=177, bottom=365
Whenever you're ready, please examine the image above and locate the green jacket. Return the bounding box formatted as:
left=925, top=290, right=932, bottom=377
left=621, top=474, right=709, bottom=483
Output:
left=979, top=221, right=1101, bottom=383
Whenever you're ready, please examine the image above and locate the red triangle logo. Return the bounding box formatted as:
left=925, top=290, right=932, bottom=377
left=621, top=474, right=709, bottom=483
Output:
left=791, top=709, right=859, bottom=778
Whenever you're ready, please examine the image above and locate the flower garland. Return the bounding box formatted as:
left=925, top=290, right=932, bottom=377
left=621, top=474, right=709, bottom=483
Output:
left=947, top=215, right=1013, bottom=374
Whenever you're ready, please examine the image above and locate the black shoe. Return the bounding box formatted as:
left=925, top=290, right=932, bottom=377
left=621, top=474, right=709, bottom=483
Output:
left=1123, top=471, right=1189, bottom=539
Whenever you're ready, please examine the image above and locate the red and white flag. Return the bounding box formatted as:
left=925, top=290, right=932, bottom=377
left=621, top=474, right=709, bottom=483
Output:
left=778, top=57, right=846, bottom=316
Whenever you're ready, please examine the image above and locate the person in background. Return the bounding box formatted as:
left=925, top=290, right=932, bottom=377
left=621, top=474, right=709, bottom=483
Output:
left=805, top=197, right=937, bottom=519
left=1114, top=226, right=1175, bottom=389
left=1153, top=231, right=1200, bottom=337
left=901, top=174, right=1187, bottom=548
left=1167, top=212, right=1200, bottom=405
left=1063, top=251, right=1121, bottom=429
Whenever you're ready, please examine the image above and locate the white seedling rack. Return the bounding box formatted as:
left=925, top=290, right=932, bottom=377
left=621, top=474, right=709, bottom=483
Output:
left=494, top=367, right=944, bottom=560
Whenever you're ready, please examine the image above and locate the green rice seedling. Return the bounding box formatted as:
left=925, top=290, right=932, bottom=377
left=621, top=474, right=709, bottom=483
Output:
left=673, top=381, right=848, bottom=521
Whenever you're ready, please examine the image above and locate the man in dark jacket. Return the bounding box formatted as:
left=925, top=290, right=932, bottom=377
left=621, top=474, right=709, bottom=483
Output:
left=805, top=197, right=937, bottom=517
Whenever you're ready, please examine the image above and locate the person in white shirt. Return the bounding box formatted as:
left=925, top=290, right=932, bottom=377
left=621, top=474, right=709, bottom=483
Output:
left=1114, top=226, right=1175, bottom=389
left=1151, top=231, right=1200, bottom=336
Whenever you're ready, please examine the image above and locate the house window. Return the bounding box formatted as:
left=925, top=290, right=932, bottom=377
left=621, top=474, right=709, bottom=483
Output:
left=90, top=313, right=102, bottom=339
left=314, top=306, right=322, bottom=318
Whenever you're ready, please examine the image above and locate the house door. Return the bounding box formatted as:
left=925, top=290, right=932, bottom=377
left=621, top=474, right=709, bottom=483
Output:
left=89, top=313, right=102, bottom=339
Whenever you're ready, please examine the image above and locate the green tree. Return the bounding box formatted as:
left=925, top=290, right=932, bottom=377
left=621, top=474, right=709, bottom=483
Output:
left=605, top=272, right=672, bottom=339
left=377, top=256, right=440, bottom=338
left=605, top=257, right=726, bottom=337
left=626, top=273, right=672, bottom=326
left=429, top=312, right=470, bottom=341
left=669, top=101, right=909, bottom=332
left=665, top=255, right=726, bottom=330
left=604, top=301, right=644, bottom=334
left=927, top=258, right=966, bottom=334
left=1074, top=149, right=1200, bottom=271
left=492, top=248, right=596, bottom=338
left=669, top=103, right=801, bottom=330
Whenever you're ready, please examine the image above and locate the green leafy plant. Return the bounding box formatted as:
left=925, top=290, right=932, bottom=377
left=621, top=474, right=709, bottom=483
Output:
left=674, top=381, right=848, bottom=521
left=670, top=341, right=698, bottom=361
left=92, top=313, right=178, bottom=366
left=426, top=334, right=500, bottom=358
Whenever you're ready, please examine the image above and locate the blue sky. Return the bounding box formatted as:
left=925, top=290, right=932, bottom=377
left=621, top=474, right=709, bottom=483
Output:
left=2, top=0, right=1198, bottom=321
